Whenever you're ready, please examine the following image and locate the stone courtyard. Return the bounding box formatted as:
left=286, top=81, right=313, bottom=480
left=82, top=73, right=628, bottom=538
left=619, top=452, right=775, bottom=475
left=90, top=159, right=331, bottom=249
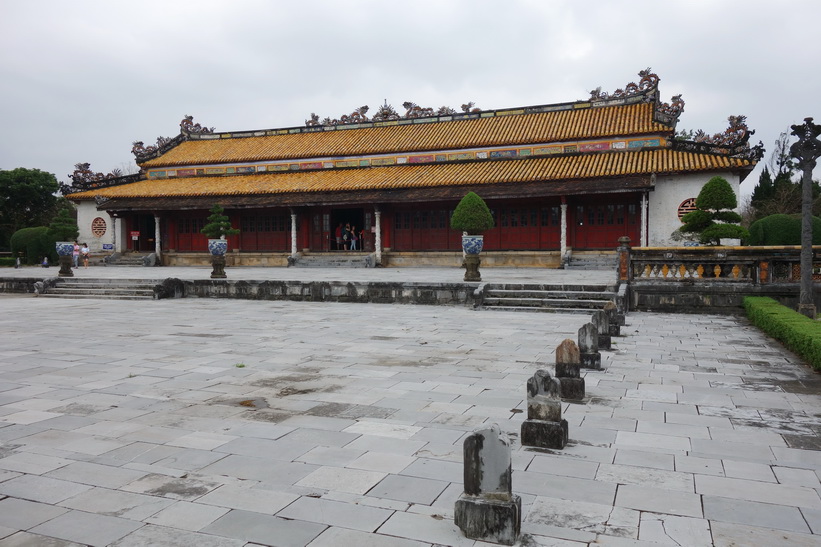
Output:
left=1, top=283, right=821, bottom=546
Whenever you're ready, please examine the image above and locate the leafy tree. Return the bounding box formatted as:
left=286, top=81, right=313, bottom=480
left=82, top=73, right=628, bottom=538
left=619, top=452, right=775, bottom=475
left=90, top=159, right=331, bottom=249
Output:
left=0, top=168, right=59, bottom=251
left=450, top=192, right=495, bottom=235
left=201, top=204, right=240, bottom=239
left=679, top=176, right=749, bottom=244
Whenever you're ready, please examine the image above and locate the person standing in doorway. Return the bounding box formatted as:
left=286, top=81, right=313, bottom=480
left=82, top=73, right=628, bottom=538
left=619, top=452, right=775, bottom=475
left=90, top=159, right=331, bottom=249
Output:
left=350, top=225, right=359, bottom=251
left=343, top=223, right=351, bottom=250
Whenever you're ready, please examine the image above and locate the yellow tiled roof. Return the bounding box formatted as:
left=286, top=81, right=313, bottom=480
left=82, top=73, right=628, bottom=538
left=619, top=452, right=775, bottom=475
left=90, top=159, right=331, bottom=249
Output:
left=143, top=103, right=669, bottom=168
left=73, top=149, right=752, bottom=200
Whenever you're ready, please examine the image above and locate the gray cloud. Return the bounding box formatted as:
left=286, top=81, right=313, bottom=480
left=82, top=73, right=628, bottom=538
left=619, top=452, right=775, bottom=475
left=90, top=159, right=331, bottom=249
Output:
left=2, top=0, right=818, bottom=196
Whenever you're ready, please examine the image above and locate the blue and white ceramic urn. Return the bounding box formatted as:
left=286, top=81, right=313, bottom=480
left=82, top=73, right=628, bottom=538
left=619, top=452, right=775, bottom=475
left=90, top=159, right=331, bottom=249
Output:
left=461, top=234, right=484, bottom=255
left=208, top=238, right=228, bottom=256
left=55, top=242, right=74, bottom=256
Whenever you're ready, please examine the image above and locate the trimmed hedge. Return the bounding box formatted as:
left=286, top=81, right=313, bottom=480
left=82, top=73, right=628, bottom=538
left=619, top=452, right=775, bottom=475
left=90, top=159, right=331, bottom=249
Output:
left=9, top=226, right=56, bottom=265
left=0, top=257, right=16, bottom=267
left=747, top=214, right=821, bottom=245
left=744, top=296, right=821, bottom=370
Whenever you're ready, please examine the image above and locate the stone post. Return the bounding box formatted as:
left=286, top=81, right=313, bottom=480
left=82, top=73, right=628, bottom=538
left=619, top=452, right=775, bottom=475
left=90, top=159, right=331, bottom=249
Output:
left=603, top=301, right=622, bottom=336
left=454, top=424, right=521, bottom=545
left=578, top=323, right=601, bottom=369
left=464, top=255, right=481, bottom=282
left=591, top=311, right=611, bottom=350
left=555, top=339, right=584, bottom=400
left=617, top=236, right=631, bottom=283
left=290, top=211, right=298, bottom=257
left=560, top=200, right=568, bottom=266
left=520, top=370, right=569, bottom=449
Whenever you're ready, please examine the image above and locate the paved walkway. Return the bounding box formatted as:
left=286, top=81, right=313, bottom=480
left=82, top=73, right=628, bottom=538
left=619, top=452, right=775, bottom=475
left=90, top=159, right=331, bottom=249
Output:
left=0, top=264, right=615, bottom=285
left=0, top=267, right=820, bottom=546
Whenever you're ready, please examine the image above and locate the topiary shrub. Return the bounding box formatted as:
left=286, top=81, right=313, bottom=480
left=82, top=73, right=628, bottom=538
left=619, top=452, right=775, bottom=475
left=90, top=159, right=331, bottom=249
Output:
left=10, top=226, right=55, bottom=265
left=201, top=204, right=240, bottom=239
left=450, top=192, right=495, bottom=235
left=747, top=214, right=821, bottom=245
left=47, top=205, right=79, bottom=242
left=680, top=176, right=749, bottom=244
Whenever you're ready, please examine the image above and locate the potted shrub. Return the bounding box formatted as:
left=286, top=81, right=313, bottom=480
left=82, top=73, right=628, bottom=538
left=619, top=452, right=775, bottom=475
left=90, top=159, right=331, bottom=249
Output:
left=679, top=176, right=749, bottom=245
left=48, top=205, right=79, bottom=277
left=200, top=204, right=240, bottom=278
left=450, top=192, right=495, bottom=281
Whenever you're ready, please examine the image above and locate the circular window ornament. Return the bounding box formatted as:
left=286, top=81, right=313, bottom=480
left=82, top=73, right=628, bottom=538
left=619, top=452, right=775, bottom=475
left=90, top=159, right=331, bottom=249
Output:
left=91, top=217, right=107, bottom=237
left=677, top=198, right=697, bottom=221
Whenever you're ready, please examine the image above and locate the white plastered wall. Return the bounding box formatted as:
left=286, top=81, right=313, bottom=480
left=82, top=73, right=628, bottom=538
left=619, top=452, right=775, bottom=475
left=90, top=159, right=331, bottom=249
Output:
left=647, top=170, right=742, bottom=247
left=75, top=201, right=121, bottom=254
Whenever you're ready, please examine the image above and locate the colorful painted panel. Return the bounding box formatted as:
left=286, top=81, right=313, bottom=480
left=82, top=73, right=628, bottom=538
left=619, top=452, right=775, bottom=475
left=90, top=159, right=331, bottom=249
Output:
left=579, top=142, right=610, bottom=152
left=448, top=152, right=475, bottom=161
left=490, top=150, right=517, bottom=159
left=534, top=146, right=562, bottom=155
left=149, top=171, right=167, bottom=178
left=371, top=158, right=395, bottom=166
left=300, top=162, right=323, bottom=170
left=176, top=169, right=197, bottom=177
left=409, top=155, right=435, bottom=163
left=628, top=139, right=661, bottom=149
left=335, top=160, right=359, bottom=168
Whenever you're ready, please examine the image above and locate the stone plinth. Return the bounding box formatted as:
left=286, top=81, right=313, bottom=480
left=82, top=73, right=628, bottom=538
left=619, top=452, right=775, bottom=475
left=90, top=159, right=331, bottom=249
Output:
left=455, top=424, right=521, bottom=545
left=578, top=323, right=602, bottom=370
left=521, top=370, right=568, bottom=450
left=555, top=339, right=585, bottom=400
left=603, top=301, right=622, bottom=336
left=591, top=311, right=611, bottom=350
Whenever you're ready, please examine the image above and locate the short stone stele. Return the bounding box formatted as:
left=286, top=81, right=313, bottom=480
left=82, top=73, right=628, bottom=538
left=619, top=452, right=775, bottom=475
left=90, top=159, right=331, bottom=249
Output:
left=454, top=424, right=521, bottom=545
left=555, top=338, right=585, bottom=400
left=520, top=370, right=569, bottom=449
left=578, top=322, right=602, bottom=369
left=591, top=310, right=611, bottom=350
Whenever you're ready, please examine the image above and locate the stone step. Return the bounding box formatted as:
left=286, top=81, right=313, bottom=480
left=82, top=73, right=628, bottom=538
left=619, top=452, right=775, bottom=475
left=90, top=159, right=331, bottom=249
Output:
left=46, top=288, right=154, bottom=297
left=482, top=305, right=600, bottom=314
left=39, top=293, right=153, bottom=300
left=42, top=278, right=156, bottom=300
left=485, top=289, right=615, bottom=300
left=294, top=253, right=374, bottom=268
left=483, top=297, right=612, bottom=309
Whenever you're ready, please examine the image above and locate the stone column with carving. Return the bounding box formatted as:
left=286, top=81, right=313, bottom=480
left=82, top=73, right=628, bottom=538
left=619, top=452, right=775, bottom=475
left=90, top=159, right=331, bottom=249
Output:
left=591, top=310, right=611, bottom=350
left=641, top=191, right=648, bottom=247
left=578, top=322, right=601, bottom=369
left=374, top=208, right=382, bottom=266
left=290, top=211, right=298, bottom=257
left=454, top=424, right=521, bottom=545
left=560, top=200, right=568, bottom=266
left=154, top=214, right=162, bottom=261
left=555, top=339, right=585, bottom=400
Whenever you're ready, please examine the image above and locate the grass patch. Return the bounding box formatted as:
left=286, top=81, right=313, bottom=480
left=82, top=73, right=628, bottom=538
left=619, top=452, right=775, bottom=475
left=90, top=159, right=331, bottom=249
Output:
left=744, top=296, right=821, bottom=370
left=234, top=363, right=246, bottom=368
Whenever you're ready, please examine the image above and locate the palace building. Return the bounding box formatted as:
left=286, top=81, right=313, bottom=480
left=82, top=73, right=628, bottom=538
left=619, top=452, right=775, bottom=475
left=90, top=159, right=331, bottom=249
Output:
left=67, top=69, right=762, bottom=267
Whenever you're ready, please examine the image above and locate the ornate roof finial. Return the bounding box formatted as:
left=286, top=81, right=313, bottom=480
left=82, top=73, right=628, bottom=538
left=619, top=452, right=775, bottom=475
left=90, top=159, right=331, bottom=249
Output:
left=180, top=115, right=215, bottom=135
left=588, top=68, right=660, bottom=101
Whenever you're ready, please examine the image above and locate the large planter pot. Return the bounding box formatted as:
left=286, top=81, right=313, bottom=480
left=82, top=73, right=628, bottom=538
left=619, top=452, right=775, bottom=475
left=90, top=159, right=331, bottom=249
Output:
left=55, top=242, right=74, bottom=256
left=208, top=239, right=228, bottom=256
left=462, top=234, right=484, bottom=256
left=55, top=242, right=74, bottom=277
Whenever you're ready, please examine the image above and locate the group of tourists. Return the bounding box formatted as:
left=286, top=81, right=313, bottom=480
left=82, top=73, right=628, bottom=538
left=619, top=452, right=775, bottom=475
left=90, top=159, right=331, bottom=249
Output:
left=334, top=222, right=363, bottom=251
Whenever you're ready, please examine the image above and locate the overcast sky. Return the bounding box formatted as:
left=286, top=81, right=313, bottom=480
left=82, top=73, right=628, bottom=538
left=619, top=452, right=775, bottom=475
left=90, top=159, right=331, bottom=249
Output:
left=2, top=0, right=819, bottom=197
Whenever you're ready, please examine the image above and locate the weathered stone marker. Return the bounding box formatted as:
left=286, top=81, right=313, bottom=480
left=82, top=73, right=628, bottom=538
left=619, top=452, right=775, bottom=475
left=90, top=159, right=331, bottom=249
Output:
left=591, top=311, right=611, bottom=350
left=555, top=339, right=585, bottom=400
left=454, top=424, right=521, bottom=545
left=603, top=301, right=622, bottom=336
left=520, top=370, right=569, bottom=450
left=578, top=322, right=602, bottom=369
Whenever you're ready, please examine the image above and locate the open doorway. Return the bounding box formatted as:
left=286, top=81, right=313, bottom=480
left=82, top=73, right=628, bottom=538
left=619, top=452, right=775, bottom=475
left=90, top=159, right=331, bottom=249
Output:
left=331, top=208, right=364, bottom=251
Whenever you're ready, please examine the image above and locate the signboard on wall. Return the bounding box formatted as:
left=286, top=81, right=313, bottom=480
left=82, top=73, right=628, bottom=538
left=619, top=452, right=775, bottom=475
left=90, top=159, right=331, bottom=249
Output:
left=103, top=244, right=113, bottom=250
left=130, top=231, right=140, bottom=240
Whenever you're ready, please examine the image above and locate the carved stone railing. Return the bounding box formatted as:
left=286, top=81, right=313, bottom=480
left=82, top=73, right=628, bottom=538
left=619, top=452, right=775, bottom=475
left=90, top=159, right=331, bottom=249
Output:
left=622, top=245, right=821, bottom=285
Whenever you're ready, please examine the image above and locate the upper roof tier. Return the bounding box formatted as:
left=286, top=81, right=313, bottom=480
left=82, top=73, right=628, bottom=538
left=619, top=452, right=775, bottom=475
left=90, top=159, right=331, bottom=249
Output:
left=140, top=102, right=671, bottom=169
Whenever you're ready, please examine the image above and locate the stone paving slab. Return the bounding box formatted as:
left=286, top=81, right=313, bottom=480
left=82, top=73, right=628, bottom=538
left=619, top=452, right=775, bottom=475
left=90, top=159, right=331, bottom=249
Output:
left=1, top=289, right=820, bottom=546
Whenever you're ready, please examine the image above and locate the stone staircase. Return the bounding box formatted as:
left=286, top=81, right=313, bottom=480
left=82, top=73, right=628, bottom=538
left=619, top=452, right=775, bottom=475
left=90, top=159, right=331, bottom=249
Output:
left=39, top=278, right=156, bottom=300
left=292, top=252, right=375, bottom=268
left=103, top=253, right=152, bottom=266
left=564, top=251, right=617, bottom=271
left=481, top=283, right=617, bottom=313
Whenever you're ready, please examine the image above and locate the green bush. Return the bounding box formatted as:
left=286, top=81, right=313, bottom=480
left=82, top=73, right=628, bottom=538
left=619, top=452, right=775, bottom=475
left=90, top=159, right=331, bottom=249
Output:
left=450, top=192, right=495, bottom=235
left=680, top=176, right=748, bottom=244
left=10, top=226, right=55, bottom=265
left=744, top=296, right=821, bottom=370
left=0, top=257, right=16, bottom=267
left=697, top=176, right=738, bottom=210
left=747, top=214, right=821, bottom=245
left=47, top=205, right=79, bottom=242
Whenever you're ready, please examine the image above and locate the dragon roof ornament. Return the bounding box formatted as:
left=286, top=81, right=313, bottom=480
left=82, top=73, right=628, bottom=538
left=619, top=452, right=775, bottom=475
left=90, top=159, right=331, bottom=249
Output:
left=305, top=101, right=479, bottom=127
left=62, top=163, right=142, bottom=194
left=180, top=115, right=215, bottom=135
left=589, top=68, right=660, bottom=102
left=673, top=115, right=765, bottom=161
